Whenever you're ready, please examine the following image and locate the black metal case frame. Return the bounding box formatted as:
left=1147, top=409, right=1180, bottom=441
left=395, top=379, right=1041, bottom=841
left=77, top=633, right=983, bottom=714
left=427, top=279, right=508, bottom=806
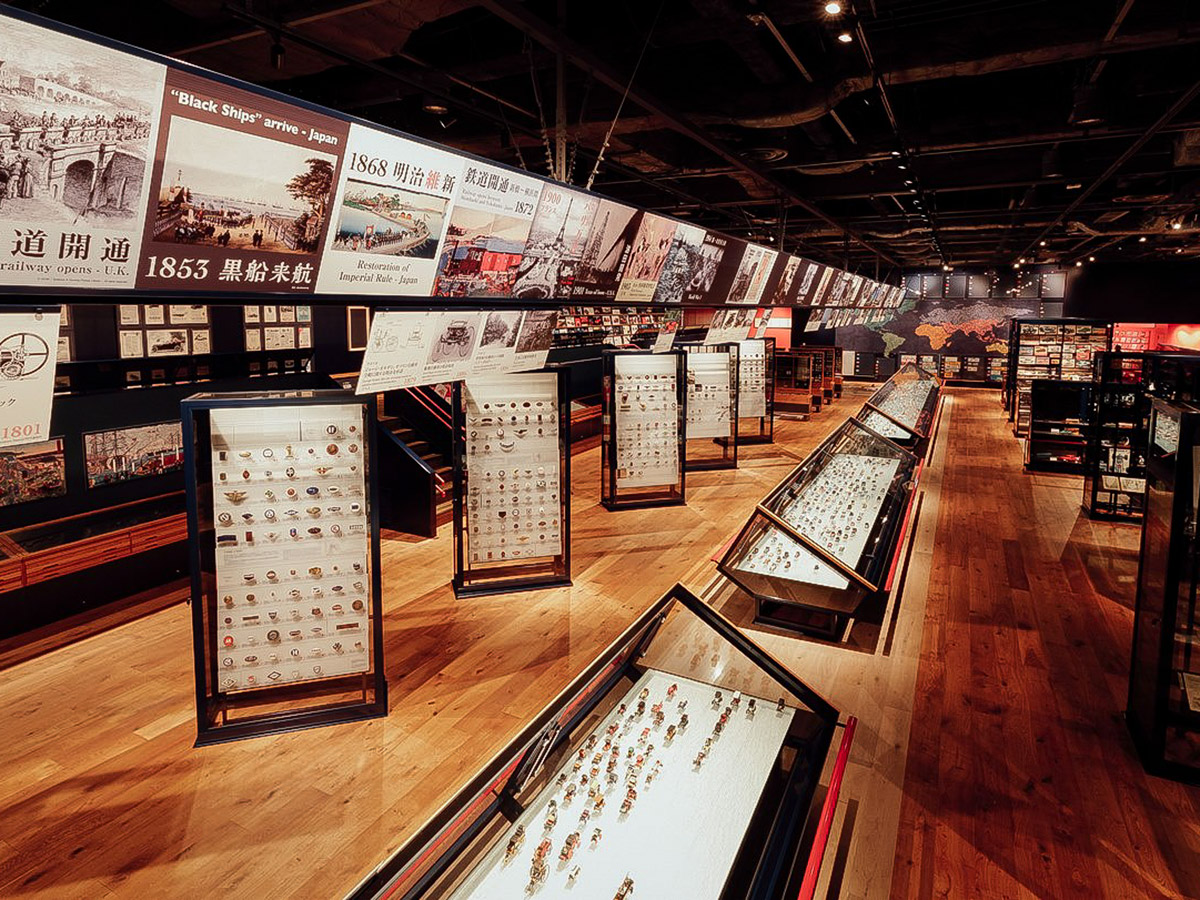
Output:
left=680, top=341, right=740, bottom=472
left=182, top=389, right=388, bottom=746
left=452, top=368, right=572, bottom=597
left=600, top=349, right=687, bottom=510
left=736, top=336, right=776, bottom=445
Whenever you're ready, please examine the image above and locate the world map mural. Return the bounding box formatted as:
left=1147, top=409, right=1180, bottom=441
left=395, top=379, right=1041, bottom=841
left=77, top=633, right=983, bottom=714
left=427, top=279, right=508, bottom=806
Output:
left=835, top=297, right=1041, bottom=357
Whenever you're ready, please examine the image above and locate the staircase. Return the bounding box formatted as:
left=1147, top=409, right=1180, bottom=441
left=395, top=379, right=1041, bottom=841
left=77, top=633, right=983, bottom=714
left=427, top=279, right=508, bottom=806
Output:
left=379, top=414, right=453, bottom=525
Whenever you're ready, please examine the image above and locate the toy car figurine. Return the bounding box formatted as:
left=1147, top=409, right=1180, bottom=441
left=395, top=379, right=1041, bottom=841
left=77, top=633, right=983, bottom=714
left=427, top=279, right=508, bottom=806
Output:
left=615, top=874, right=634, bottom=898
left=776, top=697, right=786, bottom=713
left=559, top=831, right=580, bottom=862
left=747, top=698, right=757, bottom=714
left=677, top=698, right=688, bottom=712
left=639, top=688, right=650, bottom=701
left=680, top=713, right=689, bottom=729
left=529, top=855, right=548, bottom=888
left=731, top=691, right=741, bottom=707
left=535, top=838, right=552, bottom=861
left=569, top=864, right=582, bottom=883
left=636, top=700, right=645, bottom=716
left=544, top=803, right=557, bottom=830
left=505, top=825, right=525, bottom=862
left=591, top=827, right=603, bottom=847
left=667, top=683, right=678, bottom=698
left=666, top=724, right=677, bottom=741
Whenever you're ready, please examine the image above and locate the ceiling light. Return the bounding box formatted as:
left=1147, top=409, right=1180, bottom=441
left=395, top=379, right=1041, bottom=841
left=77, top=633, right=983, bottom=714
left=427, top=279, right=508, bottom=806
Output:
left=837, top=32, right=853, bottom=43
left=423, top=101, right=450, bottom=115
left=1088, top=255, right=1095, bottom=261
left=1172, top=221, right=1183, bottom=230
left=1019, top=257, right=1026, bottom=264
left=1177, top=248, right=1184, bottom=254
left=890, top=150, right=901, bottom=157
left=1039, top=240, right=1046, bottom=247
left=1138, top=235, right=1146, bottom=242
left=1012, top=262, right=1020, bottom=269
left=824, top=1, right=843, bottom=13
left=1067, top=183, right=1082, bottom=190
left=897, top=162, right=907, bottom=170
left=1075, top=260, right=1083, bottom=267
left=270, top=38, right=285, bottom=71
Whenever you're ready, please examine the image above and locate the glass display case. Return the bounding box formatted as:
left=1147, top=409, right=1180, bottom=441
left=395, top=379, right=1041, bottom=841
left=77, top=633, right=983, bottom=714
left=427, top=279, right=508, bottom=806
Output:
left=1084, top=352, right=1152, bottom=520
left=452, top=370, right=572, bottom=597
left=1126, top=399, right=1200, bottom=782
left=1025, top=379, right=1093, bottom=474
left=735, top=338, right=775, bottom=445
left=601, top=350, right=687, bottom=510
left=181, top=390, right=387, bottom=745
left=680, top=343, right=739, bottom=471
left=774, top=350, right=816, bottom=416
left=858, top=362, right=941, bottom=448
left=1005, top=318, right=1110, bottom=436
left=347, top=582, right=840, bottom=900
left=719, top=417, right=920, bottom=634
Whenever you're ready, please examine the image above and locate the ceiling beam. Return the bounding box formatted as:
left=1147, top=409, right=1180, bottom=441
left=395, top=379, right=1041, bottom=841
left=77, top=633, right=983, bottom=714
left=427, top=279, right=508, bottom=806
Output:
left=474, top=0, right=901, bottom=266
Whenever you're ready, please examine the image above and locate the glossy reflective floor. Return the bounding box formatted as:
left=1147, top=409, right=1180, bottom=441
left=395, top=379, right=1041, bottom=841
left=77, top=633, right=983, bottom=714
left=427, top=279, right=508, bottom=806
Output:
left=0, top=386, right=1197, bottom=899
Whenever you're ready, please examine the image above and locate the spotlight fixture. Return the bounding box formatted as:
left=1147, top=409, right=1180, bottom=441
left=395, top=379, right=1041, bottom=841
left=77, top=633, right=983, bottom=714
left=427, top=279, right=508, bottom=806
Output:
left=1177, top=248, right=1184, bottom=254
left=1039, top=240, right=1046, bottom=247
left=1018, top=257, right=1026, bottom=264
left=1088, top=255, right=1095, bottom=262
left=824, top=1, right=843, bottom=13
left=1138, top=236, right=1147, bottom=242
left=837, top=32, right=853, bottom=43
left=1172, top=221, right=1183, bottom=230
left=423, top=101, right=450, bottom=115
left=1075, top=260, right=1083, bottom=267
left=890, top=150, right=901, bottom=157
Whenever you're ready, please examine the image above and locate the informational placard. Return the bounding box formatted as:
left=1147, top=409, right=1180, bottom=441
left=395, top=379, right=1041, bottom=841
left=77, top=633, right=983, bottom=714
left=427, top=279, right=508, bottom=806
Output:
left=138, top=69, right=348, bottom=293
left=652, top=312, right=681, bottom=353
left=615, top=212, right=678, bottom=301
left=432, top=161, right=542, bottom=298
left=768, top=255, right=802, bottom=305
left=0, top=18, right=165, bottom=290
left=317, top=125, right=461, bottom=294
left=0, top=309, right=60, bottom=447
left=511, top=185, right=599, bottom=299
left=705, top=307, right=755, bottom=344
left=356, top=309, right=557, bottom=394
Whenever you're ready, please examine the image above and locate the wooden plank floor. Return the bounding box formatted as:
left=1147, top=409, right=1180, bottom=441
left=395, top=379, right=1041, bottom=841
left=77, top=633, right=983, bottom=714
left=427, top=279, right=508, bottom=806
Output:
left=890, top=389, right=1200, bottom=900
left=3, top=385, right=1197, bottom=900
left=0, top=392, right=860, bottom=900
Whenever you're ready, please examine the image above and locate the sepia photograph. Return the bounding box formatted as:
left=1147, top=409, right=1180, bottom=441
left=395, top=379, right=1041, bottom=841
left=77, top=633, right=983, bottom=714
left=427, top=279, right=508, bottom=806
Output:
left=149, top=116, right=336, bottom=254
left=512, top=188, right=598, bottom=299
left=480, top=311, right=523, bottom=348
left=515, top=310, right=557, bottom=353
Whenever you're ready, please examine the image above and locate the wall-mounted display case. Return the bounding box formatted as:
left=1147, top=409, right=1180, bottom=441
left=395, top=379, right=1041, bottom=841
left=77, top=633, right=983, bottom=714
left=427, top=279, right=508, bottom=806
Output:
left=452, top=370, right=572, bottom=597
left=1025, top=379, right=1093, bottom=474
left=1126, top=399, right=1200, bottom=782
left=681, top=343, right=739, bottom=471
left=857, top=362, right=941, bottom=450
left=181, top=389, right=387, bottom=745
left=1084, top=352, right=1152, bottom=520
left=719, top=417, right=919, bottom=635
left=601, top=350, right=687, bottom=510
left=347, top=582, right=840, bottom=900
left=735, top=338, right=775, bottom=445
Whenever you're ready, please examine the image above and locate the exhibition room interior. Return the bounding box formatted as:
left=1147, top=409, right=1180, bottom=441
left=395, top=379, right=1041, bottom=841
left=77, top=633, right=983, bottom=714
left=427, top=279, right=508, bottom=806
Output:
left=3, top=0, right=1200, bottom=898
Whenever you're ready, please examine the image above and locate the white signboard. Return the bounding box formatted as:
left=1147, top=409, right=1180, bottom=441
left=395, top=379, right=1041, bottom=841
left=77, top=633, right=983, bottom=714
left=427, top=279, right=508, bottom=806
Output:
left=0, top=309, right=61, bottom=447
left=317, top=124, right=463, bottom=295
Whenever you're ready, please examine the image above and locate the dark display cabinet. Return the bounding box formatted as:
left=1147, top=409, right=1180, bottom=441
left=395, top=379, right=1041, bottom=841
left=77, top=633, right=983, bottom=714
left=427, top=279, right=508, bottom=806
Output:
left=1084, top=352, right=1152, bottom=520
left=856, top=362, right=941, bottom=451
left=735, top=338, right=775, bottom=445
left=1005, top=318, right=1111, bottom=437
left=600, top=350, right=687, bottom=510
left=181, top=390, right=388, bottom=745
left=680, top=343, right=739, bottom=471
left=348, top=582, right=841, bottom=900
left=1025, top=379, right=1094, bottom=474
left=719, top=417, right=920, bottom=636
left=775, top=350, right=817, bottom=415
left=452, top=369, right=572, bottom=597
left=1126, top=399, right=1200, bottom=782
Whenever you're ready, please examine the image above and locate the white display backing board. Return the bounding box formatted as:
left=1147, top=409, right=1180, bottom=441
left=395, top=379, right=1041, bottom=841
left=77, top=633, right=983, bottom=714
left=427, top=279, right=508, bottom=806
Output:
left=737, top=339, right=767, bottom=420
left=448, top=669, right=794, bottom=900
left=614, top=354, right=680, bottom=490
left=0, top=310, right=61, bottom=448
left=685, top=352, right=732, bottom=440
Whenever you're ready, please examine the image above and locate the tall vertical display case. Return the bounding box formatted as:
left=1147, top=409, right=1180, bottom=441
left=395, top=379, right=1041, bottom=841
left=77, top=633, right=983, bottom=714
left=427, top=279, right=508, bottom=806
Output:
left=681, top=343, right=739, bottom=471
left=601, top=350, right=687, bottom=510
left=452, top=369, right=572, bottom=597
left=1005, top=318, right=1111, bottom=436
left=347, top=583, right=840, bottom=900
left=1126, top=399, right=1200, bottom=782
left=181, top=390, right=388, bottom=745
left=1025, top=379, right=1094, bottom=473
left=1084, top=352, right=1152, bottom=520
left=774, top=350, right=815, bottom=416
left=735, top=337, right=775, bottom=445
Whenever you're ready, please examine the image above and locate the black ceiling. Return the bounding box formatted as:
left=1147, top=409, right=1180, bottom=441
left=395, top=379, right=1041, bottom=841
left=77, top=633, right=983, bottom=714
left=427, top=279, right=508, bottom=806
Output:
left=9, top=0, right=1200, bottom=275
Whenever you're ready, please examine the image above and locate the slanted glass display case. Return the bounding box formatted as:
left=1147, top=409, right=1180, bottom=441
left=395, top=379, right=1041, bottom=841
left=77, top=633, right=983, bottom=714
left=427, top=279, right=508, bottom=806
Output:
left=719, top=417, right=920, bottom=636
left=181, top=390, right=388, bottom=745
left=601, top=350, right=687, bottom=510
left=858, top=362, right=941, bottom=450
left=347, top=583, right=840, bottom=900
left=681, top=343, right=739, bottom=471
left=1127, top=399, right=1200, bottom=782
left=452, top=370, right=572, bottom=597
left=735, top=338, right=775, bottom=445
